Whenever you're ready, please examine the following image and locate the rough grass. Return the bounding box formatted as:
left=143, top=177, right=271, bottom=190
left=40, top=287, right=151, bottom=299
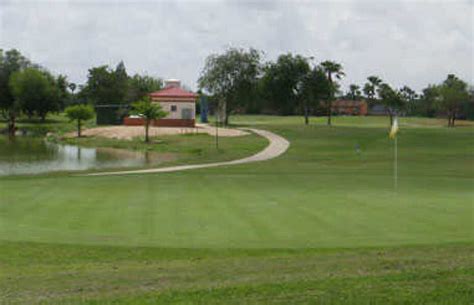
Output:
left=0, top=115, right=473, bottom=304
left=1, top=241, right=472, bottom=304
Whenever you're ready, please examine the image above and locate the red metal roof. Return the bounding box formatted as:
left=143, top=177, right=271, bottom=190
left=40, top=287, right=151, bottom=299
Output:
left=149, top=87, right=198, bottom=99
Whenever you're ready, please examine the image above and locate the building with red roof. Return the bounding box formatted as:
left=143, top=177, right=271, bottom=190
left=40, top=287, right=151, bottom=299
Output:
left=331, top=99, right=368, bottom=116
left=124, top=79, right=198, bottom=127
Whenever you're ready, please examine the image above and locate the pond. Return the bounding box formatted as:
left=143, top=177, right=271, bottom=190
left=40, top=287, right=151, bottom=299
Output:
left=0, top=136, right=173, bottom=176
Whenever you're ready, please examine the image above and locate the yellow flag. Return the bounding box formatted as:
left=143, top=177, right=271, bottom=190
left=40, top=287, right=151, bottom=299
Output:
left=389, top=117, right=399, bottom=139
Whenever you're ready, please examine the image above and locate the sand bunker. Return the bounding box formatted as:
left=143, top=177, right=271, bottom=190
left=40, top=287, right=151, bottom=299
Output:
left=68, top=124, right=249, bottom=140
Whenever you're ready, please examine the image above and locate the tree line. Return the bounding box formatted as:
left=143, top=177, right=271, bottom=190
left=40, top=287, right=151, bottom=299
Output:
left=76, top=61, right=162, bottom=106
left=1, top=48, right=472, bottom=136
left=0, top=49, right=163, bottom=135
left=0, top=49, right=69, bottom=135
left=198, top=47, right=473, bottom=127
left=353, top=74, right=472, bottom=127
left=198, top=50, right=340, bottom=126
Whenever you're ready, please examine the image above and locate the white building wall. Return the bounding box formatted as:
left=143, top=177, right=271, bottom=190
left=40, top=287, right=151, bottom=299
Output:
left=156, top=101, right=195, bottom=120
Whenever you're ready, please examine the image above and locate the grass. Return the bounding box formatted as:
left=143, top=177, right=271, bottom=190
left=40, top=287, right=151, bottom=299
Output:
left=58, top=132, right=268, bottom=169
left=0, top=115, right=473, bottom=304
left=0, top=113, right=96, bottom=136
left=1, top=241, right=472, bottom=304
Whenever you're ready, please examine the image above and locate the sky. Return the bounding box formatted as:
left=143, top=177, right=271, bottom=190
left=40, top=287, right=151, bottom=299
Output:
left=1, top=0, right=473, bottom=92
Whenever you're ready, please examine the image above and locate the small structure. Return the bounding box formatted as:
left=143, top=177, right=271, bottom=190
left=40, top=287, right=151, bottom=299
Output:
left=368, top=104, right=388, bottom=116
left=124, top=79, right=198, bottom=127
left=95, top=104, right=129, bottom=125
left=199, top=94, right=209, bottom=123
left=332, top=99, right=368, bottom=116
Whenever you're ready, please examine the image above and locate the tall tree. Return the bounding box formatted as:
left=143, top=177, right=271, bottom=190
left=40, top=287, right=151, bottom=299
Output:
left=347, top=84, right=361, bottom=100
left=320, top=61, right=345, bottom=126
left=436, top=74, right=469, bottom=127
left=131, top=96, right=167, bottom=142
left=10, top=68, right=66, bottom=121
left=114, top=61, right=129, bottom=103
left=0, top=49, right=30, bottom=135
left=417, top=85, right=438, bottom=118
left=460, top=86, right=474, bottom=120
left=377, top=83, right=406, bottom=126
left=50, top=74, right=69, bottom=112
left=260, top=53, right=310, bottom=116
left=68, top=82, right=77, bottom=94
left=83, top=62, right=130, bottom=105
left=300, top=66, right=332, bottom=125
left=10, top=68, right=54, bottom=120
left=127, top=74, right=163, bottom=103
left=363, top=75, right=382, bottom=102
left=198, top=47, right=261, bottom=125
left=399, top=85, right=418, bottom=116
left=399, top=86, right=417, bottom=101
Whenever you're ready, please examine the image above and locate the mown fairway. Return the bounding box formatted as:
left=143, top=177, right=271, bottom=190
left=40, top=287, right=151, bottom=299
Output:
left=0, top=116, right=473, bottom=304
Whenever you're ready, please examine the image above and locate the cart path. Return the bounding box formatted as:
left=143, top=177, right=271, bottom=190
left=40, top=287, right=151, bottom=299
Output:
left=85, top=128, right=290, bottom=176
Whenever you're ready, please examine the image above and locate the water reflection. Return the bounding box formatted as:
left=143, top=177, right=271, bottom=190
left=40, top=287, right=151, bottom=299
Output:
left=0, top=136, right=173, bottom=176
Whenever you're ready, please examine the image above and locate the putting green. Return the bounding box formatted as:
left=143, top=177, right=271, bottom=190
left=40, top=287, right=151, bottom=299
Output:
left=0, top=116, right=472, bottom=249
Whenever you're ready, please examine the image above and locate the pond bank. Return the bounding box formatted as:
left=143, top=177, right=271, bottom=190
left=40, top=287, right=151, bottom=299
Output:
left=86, top=128, right=289, bottom=176
left=0, top=127, right=268, bottom=176
left=0, top=136, right=172, bottom=176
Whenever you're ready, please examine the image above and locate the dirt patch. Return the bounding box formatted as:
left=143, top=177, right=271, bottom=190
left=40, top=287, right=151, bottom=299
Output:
left=67, top=124, right=248, bottom=140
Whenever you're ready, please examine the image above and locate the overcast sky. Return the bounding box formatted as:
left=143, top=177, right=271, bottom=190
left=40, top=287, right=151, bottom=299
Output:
left=1, top=0, right=472, bottom=92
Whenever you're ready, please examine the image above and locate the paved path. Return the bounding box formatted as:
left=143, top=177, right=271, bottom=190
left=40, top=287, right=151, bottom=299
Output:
left=86, top=128, right=290, bottom=176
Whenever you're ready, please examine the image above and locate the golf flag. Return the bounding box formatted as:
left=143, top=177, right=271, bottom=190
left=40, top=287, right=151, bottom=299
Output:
left=389, top=117, right=399, bottom=139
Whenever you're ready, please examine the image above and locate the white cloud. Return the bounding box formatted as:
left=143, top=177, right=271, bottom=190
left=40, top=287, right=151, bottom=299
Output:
left=0, top=0, right=472, bottom=92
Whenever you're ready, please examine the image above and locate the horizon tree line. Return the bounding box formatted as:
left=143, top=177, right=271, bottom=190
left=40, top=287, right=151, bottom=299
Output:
left=1, top=48, right=472, bottom=136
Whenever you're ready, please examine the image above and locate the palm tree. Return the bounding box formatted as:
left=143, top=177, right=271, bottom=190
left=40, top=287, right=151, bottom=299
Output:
left=368, top=75, right=382, bottom=87
left=68, top=83, right=77, bottom=105
left=377, top=83, right=406, bottom=127
left=131, top=96, right=168, bottom=142
left=68, top=82, right=77, bottom=94
left=321, top=61, right=345, bottom=126
left=363, top=75, right=382, bottom=102
left=348, top=84, right=361, bottom=100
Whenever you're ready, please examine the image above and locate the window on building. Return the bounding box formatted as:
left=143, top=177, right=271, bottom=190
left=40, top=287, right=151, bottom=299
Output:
left=171, top=105, right=177, bottom=112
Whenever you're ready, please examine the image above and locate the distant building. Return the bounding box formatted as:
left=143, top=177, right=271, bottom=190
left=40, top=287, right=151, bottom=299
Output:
left=124, top=79, right=198, bottom=127
left=368, top=104, right=388, bottom=116
left=332, top=99, right=368, bottom=116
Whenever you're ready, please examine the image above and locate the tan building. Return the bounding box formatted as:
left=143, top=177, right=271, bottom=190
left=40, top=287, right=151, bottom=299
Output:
left=124, top=79, right=198, bottom=127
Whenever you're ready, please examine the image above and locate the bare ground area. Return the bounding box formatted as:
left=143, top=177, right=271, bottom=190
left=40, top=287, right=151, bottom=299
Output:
left=68, top=124, right=248, bottom=140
